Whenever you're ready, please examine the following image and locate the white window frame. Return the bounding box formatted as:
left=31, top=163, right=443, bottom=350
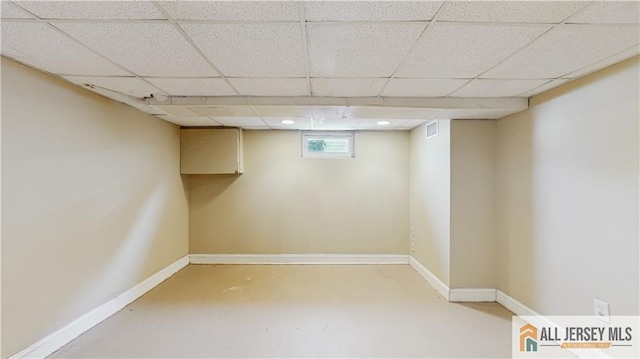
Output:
left=301, top=131, right=355, bottom=159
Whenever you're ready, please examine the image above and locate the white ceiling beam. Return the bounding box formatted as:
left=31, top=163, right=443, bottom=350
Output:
left=146, top=96, right=528, bottom=111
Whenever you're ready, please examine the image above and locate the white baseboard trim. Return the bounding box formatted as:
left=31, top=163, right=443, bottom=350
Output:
left=10, top=255, right=189, bottom=359
left=496, top=291, right=604, bottom=359
left=189, top=254, right=409, bottom=265
left=449, top=288, right=497, bottom=302
left=408, top=256, right=450, bottom=300
left=496, top=289, right=540, bottom=316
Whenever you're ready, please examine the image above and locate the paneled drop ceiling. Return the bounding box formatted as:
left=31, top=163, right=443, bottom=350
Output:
left=1, top=1, right=639, bottom=130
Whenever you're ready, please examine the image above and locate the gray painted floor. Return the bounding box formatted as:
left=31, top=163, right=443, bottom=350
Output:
left=50, top=264, right=513, bottom=358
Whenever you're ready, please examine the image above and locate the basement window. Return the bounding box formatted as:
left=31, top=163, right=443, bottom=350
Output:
left=302, top=131, right=355, bottom=159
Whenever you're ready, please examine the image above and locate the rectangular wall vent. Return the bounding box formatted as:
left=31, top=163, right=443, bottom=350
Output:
left=425, top=120, right=439, bottom=139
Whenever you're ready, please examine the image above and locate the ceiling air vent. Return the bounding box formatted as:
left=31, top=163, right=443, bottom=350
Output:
left=425, top=120, right=439, bottom=139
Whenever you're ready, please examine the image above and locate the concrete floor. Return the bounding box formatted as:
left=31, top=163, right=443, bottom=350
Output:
left=50, top=265, right=513, bottom=358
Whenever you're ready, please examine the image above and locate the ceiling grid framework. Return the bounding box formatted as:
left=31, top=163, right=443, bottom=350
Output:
left=1, top=2, right=172, bottom=106
left=446, top=1, right=599, bottom=97
left=1, top=0, right=639, bottom=129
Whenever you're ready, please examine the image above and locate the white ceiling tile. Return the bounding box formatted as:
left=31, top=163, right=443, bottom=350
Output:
left=358, top=118, right=408, bottom=129
left=156, top=115, right=221, bottom=127
left=214, top=117, right=268, bottom=128
left=159, top=1, right=298, bottom=21
left=312, top=117, right=359, bottom=130
left=188, top=106, right=257, bottom=117
left=263, top=117, right=313, bottom=129
left=563, top=46, right=640, bottom=79
left=62, top=76, right=164, bottom=98
left=152, top=105, right=201, bottom=117
left=439, top=1, right=588, bottom=23
left=483, top=25, right=640, bottom=79
left=1, top=2, right=35, bottom=18
left=347, top=106, right=444, bottom=120
left=567, top=1, right=640, bottom=24
left=16, top=0, right=164, bottom=20
left=307, top=23, right=426, bottom=77
left=397, top=23, right=550, bottom=78
left=181, top=23, right=305, bottom=77
left=144, top=78, right=236, bottom=96
left=451, top=79, right=550, bottom=97
left=436, top=109, right=521, bottom=120
left=304, top=1, right=442, bottom=21
left=253, top=106, right=347, bottom=119
left=310, top=78, right=387, bottom=97
left=56, top=23, right=217, bottom=77
left=381, top=78, right=469, bottom=97
left=229, top=78, right=308, bottom=96
left=0, top=22, right=129, bottom=75
left=398, top=119, right=427, bottom=129
left=518, top=79, right=570, bottom=97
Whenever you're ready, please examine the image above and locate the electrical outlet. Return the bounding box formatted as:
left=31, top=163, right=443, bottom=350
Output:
left=411, top=226, right=415, bottom=237
left=594, top=299, right=610, bottom=322
left=410, top=240, right=416, bottom=253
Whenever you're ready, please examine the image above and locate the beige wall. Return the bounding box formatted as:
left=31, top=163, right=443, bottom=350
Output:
left=1, top=58, right=189, bottom=357
left=409, top=120, right=451, bottom=285
left=496, top=56, right=639, bottom=315
left=189, top=130, right=409, bottom=254
left=450, top=120, right=497, bottom=289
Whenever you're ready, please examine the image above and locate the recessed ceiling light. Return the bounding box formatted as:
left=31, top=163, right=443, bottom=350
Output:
left=281, top=120, right=295, bottom=125
left=377, top=121, right=390, bottom=125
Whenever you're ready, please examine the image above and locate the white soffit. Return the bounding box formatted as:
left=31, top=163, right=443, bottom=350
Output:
left=438, top=1, right=589, bottom=24
left=0, top=22, right=129, bottom=76
left=213, top=117, right=269, bottom=128
left=310, top=78, right=388, bottom=97
left=158, top=1, right=299, bottom=21
left=357, top=118, right=411, bottom=130
left=437, top=108, right=522, bottom=120
left=1, top=1, right=34, bottom=18
left=307, top=23, right=426, bottom=77
left=144, top=78, right=236, bottom=97
left=381, top=78, right=469, bottom=97
left=269, top=117, right=314, bottom=129
left=156, top=115, right=221, bottom=127
left=55, top=22, right=218, bottom=77
left=312, top=117, right=360, bottom=130
left=188, top=106, right=257, bottom=117
left=347, top=106, right=444, bottom=120
left=152, top=105, right=199, bottom=117
left=563, top=46, right=640, bottom=79
left=253, top=106, right=347, bottom=119
left=396, top=23, right=550, bottom=78
left=518, top=79, right=570, bottom=98
left=180, top=23, right=306, bottom=78
left=304, top=1, right=442, bottom=22
left=483, top=25, right=640, bottom=79
left=62, top=76, right=164, bottom=98
left=264, top=117, right=314, bottom=129
left=567, top=1, right=640, bottom=24
left=398, top=120, right=428, bottom=129
left=229, top=78, right=308, bottom=97
left=16, top=0, right=165, bottom=20
left=451, top=79, right=550, bottom=98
